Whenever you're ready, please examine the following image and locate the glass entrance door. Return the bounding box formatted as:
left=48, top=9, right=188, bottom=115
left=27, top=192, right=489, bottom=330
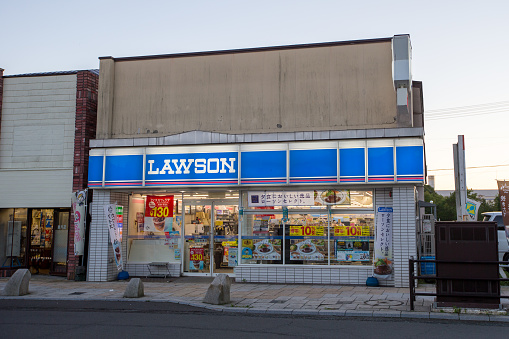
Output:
left=212, top=204, right=238, bottom=274
left=182, top=199, right=238, bottom=276
left=51, top=210, right=69, bottom=276
left=183, top=201, right=212, bottom=275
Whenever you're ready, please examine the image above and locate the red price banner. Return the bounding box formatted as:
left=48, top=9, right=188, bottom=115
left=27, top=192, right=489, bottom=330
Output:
left=145, top=196, right=174, bottom=218
left=334, top=225, right=362, bottom=237
left=190, top=248, right=204, bottom=262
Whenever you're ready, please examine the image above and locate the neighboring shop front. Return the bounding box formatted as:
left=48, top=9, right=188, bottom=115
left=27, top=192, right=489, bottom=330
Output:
left=87, top=138, right=424, bottom=287
left=0, top=69, right=98, bottom=278
left=0, top=208, right=70, bottom=276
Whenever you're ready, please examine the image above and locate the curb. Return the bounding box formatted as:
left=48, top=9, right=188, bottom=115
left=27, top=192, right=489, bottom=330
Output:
left=2, top=295, right=509, bottom=322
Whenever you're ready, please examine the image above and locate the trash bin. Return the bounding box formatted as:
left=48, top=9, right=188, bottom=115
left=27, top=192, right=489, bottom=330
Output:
left=75, top=266, right=86, bottom=281
left=435, top=221, right=499, bottom=308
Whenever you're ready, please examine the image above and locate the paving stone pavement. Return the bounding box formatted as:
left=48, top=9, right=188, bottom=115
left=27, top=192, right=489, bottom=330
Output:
left=1, top=275, right=509, bottom=322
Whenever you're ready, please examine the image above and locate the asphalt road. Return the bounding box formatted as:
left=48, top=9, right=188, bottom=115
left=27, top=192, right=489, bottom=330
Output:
left=1, top=300, right=508, bottom=339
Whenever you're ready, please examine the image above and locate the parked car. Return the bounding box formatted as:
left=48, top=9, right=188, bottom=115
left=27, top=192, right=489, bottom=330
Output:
left=482, top=211, right=509, bottom=262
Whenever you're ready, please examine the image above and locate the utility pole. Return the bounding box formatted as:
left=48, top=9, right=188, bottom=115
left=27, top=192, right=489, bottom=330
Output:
left=453, top=135, right=467, bottom=221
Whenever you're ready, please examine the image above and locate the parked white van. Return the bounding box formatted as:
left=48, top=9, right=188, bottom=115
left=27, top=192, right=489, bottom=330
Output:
left=482, top=212, right=509, bottom=261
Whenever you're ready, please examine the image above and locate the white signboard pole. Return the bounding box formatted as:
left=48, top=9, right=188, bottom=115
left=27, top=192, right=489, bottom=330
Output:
left=453, top=135, right=468, bottom=221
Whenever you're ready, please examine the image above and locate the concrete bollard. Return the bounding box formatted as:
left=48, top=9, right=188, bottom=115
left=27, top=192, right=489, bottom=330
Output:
left=2, top=269, right=31, bottom=296
left=123, top=278, right=144, bottom=298
left=203, top=274, right=231, bottom=305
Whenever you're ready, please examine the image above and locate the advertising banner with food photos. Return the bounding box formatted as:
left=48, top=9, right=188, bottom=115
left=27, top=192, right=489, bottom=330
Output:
left=252, top=239, right=282, bottom=260
left=144, top=195, right=174, bottom=233
left=248, top=190, right=350, bottom=207
left=315, top=189, right=350, bottom=205
left=248, top=191, right=314, bottom=207
left=289, top=239, right=326, bottom=261
left=374, top=207, right=393, bottom=279
left=104, top=204, right=123, bottom=271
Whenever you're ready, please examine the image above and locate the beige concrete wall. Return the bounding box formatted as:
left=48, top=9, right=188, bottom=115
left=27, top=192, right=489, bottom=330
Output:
left=97, top=41, right=397, bottom=139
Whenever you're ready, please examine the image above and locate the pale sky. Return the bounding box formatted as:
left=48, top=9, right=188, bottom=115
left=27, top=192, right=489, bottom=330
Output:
left=2, top=1, right=508, bottom=190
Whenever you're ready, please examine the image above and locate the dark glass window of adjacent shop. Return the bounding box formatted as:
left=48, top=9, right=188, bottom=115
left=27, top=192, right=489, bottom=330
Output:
left=0, top=208, right=28, bottom=270
left=0, top=208, right=70, bottom=276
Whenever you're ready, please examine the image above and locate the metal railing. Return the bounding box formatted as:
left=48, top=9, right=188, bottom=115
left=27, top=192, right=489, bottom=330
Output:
left=408, top=257, right=509, bottom=311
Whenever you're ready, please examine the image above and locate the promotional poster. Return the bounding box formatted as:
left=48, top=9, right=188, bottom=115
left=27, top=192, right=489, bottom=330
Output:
left=374, top=207, right=393, bottom=279
left=144, top=195, right=174, bottom=233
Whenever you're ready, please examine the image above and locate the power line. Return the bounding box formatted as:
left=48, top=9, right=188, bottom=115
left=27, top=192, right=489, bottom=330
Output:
left=426, top=101, right=509, bottom=115
left=424, top=101, right=509, bottom=121
left=428, top=164, right=509, bottom=172
left=426, top=108, right=508, bottom=120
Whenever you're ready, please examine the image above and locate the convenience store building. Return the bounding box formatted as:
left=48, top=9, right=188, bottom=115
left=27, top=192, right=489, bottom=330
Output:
left=87, top=35, right=425, bottom=287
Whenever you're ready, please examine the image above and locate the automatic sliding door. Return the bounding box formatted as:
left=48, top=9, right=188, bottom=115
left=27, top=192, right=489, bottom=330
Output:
left=183, top=202, right=211, bottom=274
left=212, top=203, right=238, bottom=274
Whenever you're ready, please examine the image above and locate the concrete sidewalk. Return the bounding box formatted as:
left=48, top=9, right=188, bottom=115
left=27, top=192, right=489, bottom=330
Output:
left=1, top=275, right=509, bottom=322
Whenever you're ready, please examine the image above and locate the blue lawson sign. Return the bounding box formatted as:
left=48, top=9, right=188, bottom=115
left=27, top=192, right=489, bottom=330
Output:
left=88, top=140, right=424, bottom=188
left=146, top=152, right=238, bottom=186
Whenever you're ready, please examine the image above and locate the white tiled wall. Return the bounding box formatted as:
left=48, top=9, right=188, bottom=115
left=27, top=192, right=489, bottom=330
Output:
left=124, top=263, right=180, bottom=277
left=87, top=190, right=130, bottom=281
left=0, top=75, right=77, bottom=208
left=392, top=186, right=417, bottom=287
left=88, top=190, right=110, bottom=281
left=234, top=266, right=373, bottom=285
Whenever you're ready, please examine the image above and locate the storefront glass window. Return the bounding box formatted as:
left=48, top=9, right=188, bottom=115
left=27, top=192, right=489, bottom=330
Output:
left=240, top=190, right=374, bottom=266
left=330, top=213, right=374, bottom=266
left=127, top=194, right=182, bottom=264
left=330, top=191, right=373, bottom=209
left=126, top=192, right=240, bottom=273
left=30, top=209, right=54, bottom=274
left=240, top=210, right=283, bottom=265
left=287, top=213, right=329, bottom=265
left=0, top=208, right=28, bottom=269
